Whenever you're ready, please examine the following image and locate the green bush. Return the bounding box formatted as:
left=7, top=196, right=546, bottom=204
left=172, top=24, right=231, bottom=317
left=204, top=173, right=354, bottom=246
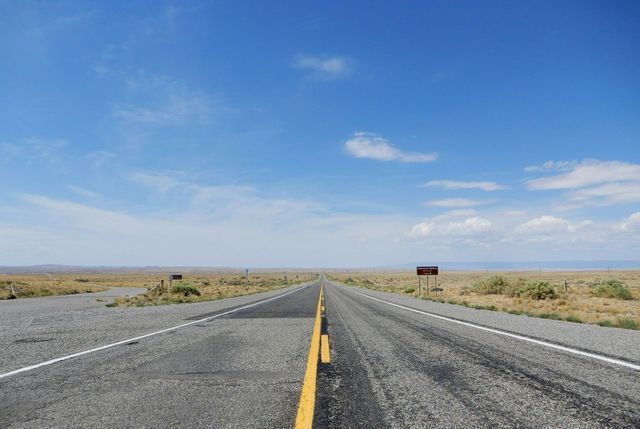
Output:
left=592, top=280, right=632, bottom=300
left=403, top=286, right=415, bottom=294
left=517, top=280, right=557, bottom=300
left=470, top=275, right=510, bottom=295
left=171, top=283, right=201, bottom=296
left=565, top=315, right=583, bottom=323
left=597, top=318, right=639, bottom=330
left=615, top=318, right=639, bottom=330
left=537, top=312, right=561, bottom=320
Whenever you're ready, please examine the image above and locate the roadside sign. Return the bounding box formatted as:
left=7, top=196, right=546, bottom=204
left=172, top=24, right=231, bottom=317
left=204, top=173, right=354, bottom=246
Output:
left=169, top=274, right=183, bottom=280
left=417, top=266, right=438, bottom=276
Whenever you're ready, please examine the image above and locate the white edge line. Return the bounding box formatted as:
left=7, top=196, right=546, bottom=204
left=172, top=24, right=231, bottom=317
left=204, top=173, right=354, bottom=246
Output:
left=340, top=285, right=640, bottom=371
left=0, top=282, right=314, bottom=380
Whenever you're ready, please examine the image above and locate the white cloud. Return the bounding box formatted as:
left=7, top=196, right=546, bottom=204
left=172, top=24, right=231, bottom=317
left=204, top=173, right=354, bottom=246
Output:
left=409, top=216, right=492, bottom=238
left=569, top=182, right=640, bottom=205
left=10, top=192, right=411, bottom=267
left=515, top=215, right=593, bottom=236
left=85, top=150, right=117, bottom=167
left=524, top=160, right=577, bottom=172
left=516, top=215, right=570, bottom=234
left=616, top=212, right=640, bottom=233
left=424, top=198, right=494, bottom=208
left=111, top=71, right=216, bottom=126
left=5, top=188, right=639, bottom=265
left=67, top=186, right=99, bottom=198
left=113, top=94, right=212, bottom=125
left=0, top=137, right=68, bottom=162
left=292, top=54, right=352, bottom=80
left=526, top=159, right=640, bottom=207
left=129, top=171, right=181, bottom=193
left=422, top=180, right=508, bottom=191
left=525, top=159, right=640, bottom=190
left=443, top=209, right=478, bottom=217
left=344, top=132, right=436, bottom=163
left=504, top=210, right=526, bottom=216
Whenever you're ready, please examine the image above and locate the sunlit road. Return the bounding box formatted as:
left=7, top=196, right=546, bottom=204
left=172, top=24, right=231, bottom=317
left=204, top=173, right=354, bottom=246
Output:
left=1, top=278, right=639, bottom=428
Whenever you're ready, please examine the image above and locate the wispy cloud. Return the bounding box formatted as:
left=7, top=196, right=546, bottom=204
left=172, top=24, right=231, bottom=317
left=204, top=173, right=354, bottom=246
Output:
left=85, top=150, right=117, bottom=167
left=110, top=70, right=216, bottom=126
left=344, top=132, right=436, bottom=163
left=569, top=182, right=640, bottom=205
left=424, top=198, right=494, bottom=208
left=129, top=171, right=182, bottom=193
left=616, top=212, right=640, bottom=236
left=11, top=191, right=410, bottom=266
left=113, top=94, right=213, bottom=125
left=0, top=137, right=68, bottom=163
left=422, top=180, right=508, bottom=191
left=525, top=160, right=640, bottom=190
left=292, top=54, right=353, bottom=80
left=524, top=160, right=577, bottom=172
left=526, top=159, right=640, bottom=207
left=67, top=186, right=100, bottom=198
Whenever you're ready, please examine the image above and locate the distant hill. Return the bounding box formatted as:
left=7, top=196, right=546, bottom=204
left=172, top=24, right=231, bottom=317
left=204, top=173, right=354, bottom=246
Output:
left=0, top=261, right=638, bottom=274
left=387, top=260, right=640, bottom=271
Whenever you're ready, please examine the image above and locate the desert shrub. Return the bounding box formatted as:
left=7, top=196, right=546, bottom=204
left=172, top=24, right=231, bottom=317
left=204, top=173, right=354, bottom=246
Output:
left=615, top=318, right=639, bottom=330
left=537, top=312, right=561, bottom=320
left=597, top=318, right=639, bottom=330
left=565, top=315, right=583, bottom=323
left=592, top=280, right=632, bottom=300
left=74, top=278, right=90, bottom=283
left=403, top=286, right=415, bottom=294
left=201, top=280, right=211, bottom=286
left=517, top=280, right=557, bottom=300
left=171, top=283, right=201, bottom=296
left=470, top=275, right=510, bottom=295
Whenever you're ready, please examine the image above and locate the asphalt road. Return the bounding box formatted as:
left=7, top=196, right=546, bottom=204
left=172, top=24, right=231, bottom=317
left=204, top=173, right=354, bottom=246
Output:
left=315, top=282, right=640, bottom=428
left=1, top=277, right=639, bottom=428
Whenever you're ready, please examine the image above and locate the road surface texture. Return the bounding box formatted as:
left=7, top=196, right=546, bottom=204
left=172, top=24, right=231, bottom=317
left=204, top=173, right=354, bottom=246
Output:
left=315, top=282, right=640, bottom=428
left=1, top=277, right=639, bottom=428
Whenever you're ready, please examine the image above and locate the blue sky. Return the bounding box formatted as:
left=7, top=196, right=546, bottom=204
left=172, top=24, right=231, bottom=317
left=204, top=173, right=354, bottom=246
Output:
left=1, top=0, right=639, bottom=267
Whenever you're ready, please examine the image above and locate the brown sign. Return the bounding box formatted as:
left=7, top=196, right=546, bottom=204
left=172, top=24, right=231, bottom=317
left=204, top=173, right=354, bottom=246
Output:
left=417, top=266, right=438, bottom=276
left=169, top=274, right=183, bottom=280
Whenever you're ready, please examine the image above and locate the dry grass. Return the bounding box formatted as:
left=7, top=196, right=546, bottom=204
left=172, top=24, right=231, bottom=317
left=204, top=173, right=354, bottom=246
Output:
left=327, top=270, right=640, bottom=330
left=0, top=271, right=316, bottom=305
left=109, top=272, right=317, bottom=307
left=0, top=275, right=107, bottom=299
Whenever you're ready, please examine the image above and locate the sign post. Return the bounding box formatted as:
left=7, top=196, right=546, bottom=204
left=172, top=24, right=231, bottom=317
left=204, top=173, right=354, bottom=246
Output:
left=416, top=266, right=439, bottom=296
left=169, top=274, right=182, bottom=291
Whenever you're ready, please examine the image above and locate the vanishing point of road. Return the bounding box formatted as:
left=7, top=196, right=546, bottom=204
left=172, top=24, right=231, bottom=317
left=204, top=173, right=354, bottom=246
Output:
left=1, top=277, right=639, bottom=428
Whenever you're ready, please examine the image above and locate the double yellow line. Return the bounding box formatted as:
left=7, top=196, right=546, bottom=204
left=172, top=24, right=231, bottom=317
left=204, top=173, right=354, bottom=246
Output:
left=294, top=284, right=330, bottom=429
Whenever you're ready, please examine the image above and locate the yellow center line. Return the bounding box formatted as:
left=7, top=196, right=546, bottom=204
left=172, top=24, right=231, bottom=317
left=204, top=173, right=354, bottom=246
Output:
left=294, top=284, right=324, bottom=429
left=320, top=335, right=330, bottom=364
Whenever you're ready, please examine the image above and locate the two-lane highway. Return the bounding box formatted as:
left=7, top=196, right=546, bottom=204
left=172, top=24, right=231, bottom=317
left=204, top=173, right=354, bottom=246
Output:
left=1, top=277, right=639, bottom=428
